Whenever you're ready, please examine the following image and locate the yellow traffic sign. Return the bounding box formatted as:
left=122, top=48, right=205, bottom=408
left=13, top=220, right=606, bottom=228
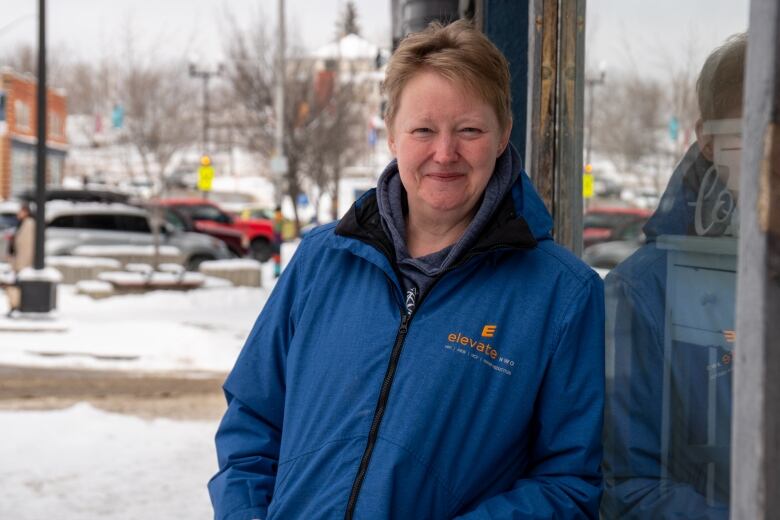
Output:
left=198, top=164, right=214, bottom=191
left=583, top=173, right=594, bottom=199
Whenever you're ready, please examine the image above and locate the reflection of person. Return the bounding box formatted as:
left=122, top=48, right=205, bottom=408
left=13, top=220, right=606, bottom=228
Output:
left=5, top=203, right=36, bottom=317
left=209, top=20, right=604, bottom=520
left=601, top=33, right=745, bottom=519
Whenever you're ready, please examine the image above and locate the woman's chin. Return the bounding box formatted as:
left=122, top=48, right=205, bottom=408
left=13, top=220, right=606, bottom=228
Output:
left=417, top=194, right=473, bottom=215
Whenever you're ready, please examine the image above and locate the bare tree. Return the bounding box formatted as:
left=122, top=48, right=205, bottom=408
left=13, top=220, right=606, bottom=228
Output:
left=305, top=64, right=369, bottom=220
left=591, top=72, right=665, bottom=174
left=656, top=36, right=702, bottom=154
left=222, top=11, right=318, bottom=230
left=0, top=42, right=67, bottom=87
left=119, top=59, right=197, bottom=190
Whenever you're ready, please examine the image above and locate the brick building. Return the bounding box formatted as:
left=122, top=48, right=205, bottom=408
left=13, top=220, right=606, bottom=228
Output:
left=0, top=68, right=68, bottom=199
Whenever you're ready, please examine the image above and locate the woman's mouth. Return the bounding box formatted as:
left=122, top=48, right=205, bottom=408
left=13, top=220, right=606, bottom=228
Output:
left=425, top=172, right=466, bottom=182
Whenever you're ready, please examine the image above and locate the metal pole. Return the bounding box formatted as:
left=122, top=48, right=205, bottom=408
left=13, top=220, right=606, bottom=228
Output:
left=34, top=0, right=46, bottom=270
left=585, top=79, right=594, bottom=166
left=274, top=0, right=286, bottom=205
left=203, top=74, right=209, bottom=155
left=585, top=71, right=605, bottom=167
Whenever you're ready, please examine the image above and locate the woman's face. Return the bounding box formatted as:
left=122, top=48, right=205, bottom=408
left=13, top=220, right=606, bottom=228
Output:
left=387, top=70, right=509, bottom=221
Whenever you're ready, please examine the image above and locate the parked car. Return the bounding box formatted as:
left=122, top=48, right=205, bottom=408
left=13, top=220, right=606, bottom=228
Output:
left=42, top=202, right=231, bottom=270
left=0, top=201, right=20, bottom=231
left=159, top=198, right=275, bottom=261
left=583, top=206, right=652, bottom=248
left=233, top=206, right=297, bottom=241
left=582, top=238, right=643, bottom=270
left=0, top=201, right=21, bottom=262
left=18, top=188, right=131, bottom=205
left=157, top=204, right=249, bottom=257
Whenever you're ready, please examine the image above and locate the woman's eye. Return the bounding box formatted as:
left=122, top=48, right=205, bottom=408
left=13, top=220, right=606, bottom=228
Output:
left=460, top=127, right=482, bottom=135
left=412, top=128, right=432, bottom=135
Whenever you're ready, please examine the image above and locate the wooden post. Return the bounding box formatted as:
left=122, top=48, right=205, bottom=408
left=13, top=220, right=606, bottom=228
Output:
left=732, top=0, right=780, bottom=517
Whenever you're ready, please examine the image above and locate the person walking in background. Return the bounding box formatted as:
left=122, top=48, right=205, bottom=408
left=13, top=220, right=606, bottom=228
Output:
left=5, top=203, right=35, bottom=317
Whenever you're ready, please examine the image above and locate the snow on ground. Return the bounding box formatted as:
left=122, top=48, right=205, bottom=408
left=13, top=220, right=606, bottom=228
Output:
left=0, top=260, right=290, bottom=373
left=0, top=241, right=299, bottom=373
left=0, top=403, right=218, bottom=520
left=0, top=245, right=302, bottom=520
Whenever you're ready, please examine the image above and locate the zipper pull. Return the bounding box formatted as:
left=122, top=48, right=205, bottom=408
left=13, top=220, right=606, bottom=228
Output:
left=399, top=313, right=410, bottom=334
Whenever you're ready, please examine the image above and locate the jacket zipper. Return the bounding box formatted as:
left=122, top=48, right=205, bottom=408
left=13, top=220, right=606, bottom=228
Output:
left=344, top=243, right=518, bottom=518
left=345, top=310, right=411, bottom=519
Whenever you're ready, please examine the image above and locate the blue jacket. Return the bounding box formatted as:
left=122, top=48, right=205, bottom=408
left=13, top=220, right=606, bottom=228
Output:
left=208, top=169, right=605, bottom=520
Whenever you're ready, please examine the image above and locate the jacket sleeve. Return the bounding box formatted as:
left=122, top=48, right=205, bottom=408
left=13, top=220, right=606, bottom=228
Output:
left=455, top=273, right=605, bottom=519
left=208, top=240, right=310, bottom=520
left=600, top=272, right=728, bottom=519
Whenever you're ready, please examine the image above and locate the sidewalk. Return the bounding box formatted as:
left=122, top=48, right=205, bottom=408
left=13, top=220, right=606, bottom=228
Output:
left=0, top=313, right=69, bottom=333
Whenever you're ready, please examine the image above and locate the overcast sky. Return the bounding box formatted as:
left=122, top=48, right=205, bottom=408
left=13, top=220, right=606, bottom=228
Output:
left=0, top=0, right=751, bottom=73
left=0, top=0, right=392, bottom=65
left=586, top=0, right=750, bottom=79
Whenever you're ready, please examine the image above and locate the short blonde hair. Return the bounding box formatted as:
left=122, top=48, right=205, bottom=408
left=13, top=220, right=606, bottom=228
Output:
left=382, top=19, right=512, bottom=133
left=697, top=33, right=746, bottom=121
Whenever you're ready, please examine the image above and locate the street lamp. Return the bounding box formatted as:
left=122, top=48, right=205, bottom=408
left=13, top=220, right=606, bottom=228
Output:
left=188, top=60, right=224, bottom=157
left=17, top=0, right=59, bottom=314
left=585, top=62, right=607, bottom=168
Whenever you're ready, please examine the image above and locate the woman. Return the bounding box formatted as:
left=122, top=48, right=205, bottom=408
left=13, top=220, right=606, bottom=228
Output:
left=210, top=20, right=604, bottom=520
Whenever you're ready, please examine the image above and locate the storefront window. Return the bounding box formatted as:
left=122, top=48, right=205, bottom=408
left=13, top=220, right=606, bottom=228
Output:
left=584, top=1, right=749, bottom=517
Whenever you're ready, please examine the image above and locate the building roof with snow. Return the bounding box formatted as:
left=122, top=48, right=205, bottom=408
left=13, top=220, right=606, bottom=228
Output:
left=312, top=33, right=390, bottom=62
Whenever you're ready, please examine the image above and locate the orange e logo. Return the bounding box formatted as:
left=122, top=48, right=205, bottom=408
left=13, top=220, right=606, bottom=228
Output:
left=481, top=325, right=496, bottom=338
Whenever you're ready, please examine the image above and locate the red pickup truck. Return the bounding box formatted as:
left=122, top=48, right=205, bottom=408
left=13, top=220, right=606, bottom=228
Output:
left=159, top=198, right=276, bottom=261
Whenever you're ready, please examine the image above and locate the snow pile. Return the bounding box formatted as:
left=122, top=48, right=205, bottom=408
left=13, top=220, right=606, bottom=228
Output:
left=200, top=258, right=262, bottom=271
left=124, top=262, right=154, bottom=274
left=0, top=284, right=269, bottom=372
left=0, top=403, right=218, bottom=519
left=97, top=271, right=205, bottom=285
left=75, top=279, right=114, bottom=295
left=73, top=245, right=181, bottom=257
left=17, top=267, right=63, bottom=283
left=158, top=263, right=185, bottom=275
left=47, top=256, right=122, bottom=269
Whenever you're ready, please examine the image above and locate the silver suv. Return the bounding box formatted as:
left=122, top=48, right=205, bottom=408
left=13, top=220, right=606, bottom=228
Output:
left=41, top=202, right=231, bottom=270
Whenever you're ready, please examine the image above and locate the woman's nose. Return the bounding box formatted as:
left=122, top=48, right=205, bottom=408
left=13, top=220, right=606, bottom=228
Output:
left=432, top=134, right=459, bottom=163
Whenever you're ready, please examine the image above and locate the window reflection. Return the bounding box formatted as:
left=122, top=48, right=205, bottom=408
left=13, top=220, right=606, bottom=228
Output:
left=600, top=33, right=745, bottom=518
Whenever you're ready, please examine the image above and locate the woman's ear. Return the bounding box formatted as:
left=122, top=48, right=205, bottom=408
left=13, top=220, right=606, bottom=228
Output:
left=387, top=134, right=397, bottom=156
left=498, top=121, right=513, bottom=156
left=386, top=121, right=397, bottom=157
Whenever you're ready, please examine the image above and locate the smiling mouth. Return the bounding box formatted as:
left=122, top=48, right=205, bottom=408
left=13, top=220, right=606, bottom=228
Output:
left=425, top=172, right=466, bottom=182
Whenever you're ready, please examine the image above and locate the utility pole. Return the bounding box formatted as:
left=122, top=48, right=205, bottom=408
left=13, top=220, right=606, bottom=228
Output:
left=34, top=0, right=46, bottom=271
left=15, top=0, right=58, bottom=314
left=272, top=0, right=288, bottom=206
left=189, top=61, right=223, bottom=200
left=584, top=66, right=606, bottom=168
left=188, top=61, right=224, bottom=157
